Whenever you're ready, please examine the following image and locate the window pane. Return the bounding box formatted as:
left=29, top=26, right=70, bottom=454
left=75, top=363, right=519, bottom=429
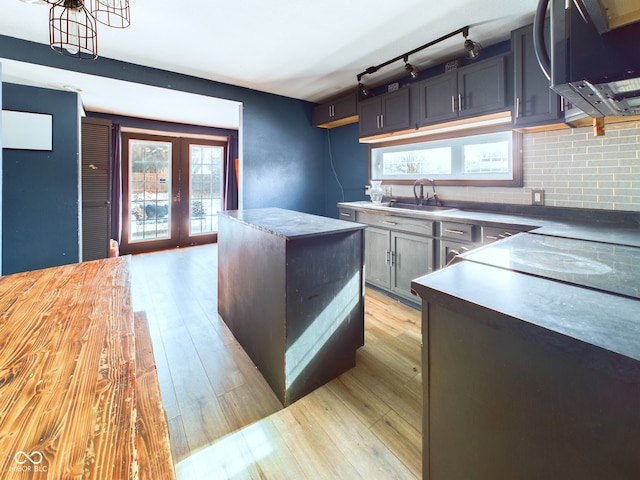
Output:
left=189, top=144, right=223, bottom=235
left=371, top=130, right=515, bottom=182
left=129, top=140, right=172, bottom=242
left=464, top=141, right=509, bottom=174
left=382, top=147, right=452, bottom=176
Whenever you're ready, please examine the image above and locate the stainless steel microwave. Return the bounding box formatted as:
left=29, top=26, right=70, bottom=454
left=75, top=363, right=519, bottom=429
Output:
left=534, top=0, right=640, bottom=117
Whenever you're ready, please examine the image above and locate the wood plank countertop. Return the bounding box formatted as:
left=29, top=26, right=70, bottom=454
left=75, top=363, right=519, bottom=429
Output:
left=0, top=256, right=167, bottom=479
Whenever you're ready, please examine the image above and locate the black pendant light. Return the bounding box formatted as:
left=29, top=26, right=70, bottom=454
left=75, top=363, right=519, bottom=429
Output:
left=29, top=0, right=130, bottom=59
left=49, top=0, right=98, bottom=59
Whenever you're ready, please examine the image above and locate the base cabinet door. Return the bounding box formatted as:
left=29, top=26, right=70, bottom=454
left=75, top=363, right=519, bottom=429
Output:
left=364, top=226, right=391, bottom=289
left=391, top=232, right=434, bottom=301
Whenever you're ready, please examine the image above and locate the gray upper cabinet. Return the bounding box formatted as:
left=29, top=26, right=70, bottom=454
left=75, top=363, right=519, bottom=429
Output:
left=512, top=23, right=563, bottom=127
left=411, top=73, right=459, bottom=125
left=458, top=55, right=507, bottom=117
left=358, top=88, right=412, bottom=137
left=412, top=54, right=508, bottom=127
left=312, top=91, right=358, bottom=128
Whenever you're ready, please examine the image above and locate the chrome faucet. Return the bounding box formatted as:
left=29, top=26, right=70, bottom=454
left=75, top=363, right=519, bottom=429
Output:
left=413, top=178, right=440, bottom=206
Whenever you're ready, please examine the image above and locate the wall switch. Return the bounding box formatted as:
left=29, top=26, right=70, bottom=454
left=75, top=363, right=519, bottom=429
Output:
left=532, top=189, right=545, bottom=206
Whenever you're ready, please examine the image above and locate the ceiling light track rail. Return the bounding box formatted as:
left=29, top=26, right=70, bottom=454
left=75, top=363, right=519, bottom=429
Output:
left=356, top=26, right=470, bottom=82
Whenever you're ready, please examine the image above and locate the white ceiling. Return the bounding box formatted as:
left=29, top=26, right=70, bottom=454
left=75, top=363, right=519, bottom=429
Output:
left=0, top=0, right=540, bottom=125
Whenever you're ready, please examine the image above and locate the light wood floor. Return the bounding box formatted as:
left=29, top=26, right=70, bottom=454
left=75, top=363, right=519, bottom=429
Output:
left=131, top=244, right=422, bottom=479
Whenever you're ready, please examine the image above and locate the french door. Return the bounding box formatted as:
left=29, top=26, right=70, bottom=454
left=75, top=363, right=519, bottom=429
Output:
left=120, top=132, right=226, bottom=254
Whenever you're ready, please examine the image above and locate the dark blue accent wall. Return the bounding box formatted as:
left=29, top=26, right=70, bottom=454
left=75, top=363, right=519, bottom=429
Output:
left=323, top=123, right=369, bottom=218
left=0, top=35, right=329, bottom=216
left=2, top=83, right=80, bottom=274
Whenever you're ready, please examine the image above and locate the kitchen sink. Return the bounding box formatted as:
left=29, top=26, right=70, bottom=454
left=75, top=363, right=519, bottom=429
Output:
left=387, top=202, right=457, bottom=213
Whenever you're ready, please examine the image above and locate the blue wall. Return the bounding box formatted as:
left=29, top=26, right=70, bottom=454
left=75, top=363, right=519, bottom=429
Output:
left=0, top=35, right=330, bottom=215
left=322, top=123, right=369, bottom=218
left=2, top=83, right=81, bottom=274
left=0, top=36, right=370, bottom=274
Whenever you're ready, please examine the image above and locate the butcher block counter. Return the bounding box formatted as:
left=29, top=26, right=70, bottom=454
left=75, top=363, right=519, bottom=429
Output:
left=0, top=257, right=173, bottom=479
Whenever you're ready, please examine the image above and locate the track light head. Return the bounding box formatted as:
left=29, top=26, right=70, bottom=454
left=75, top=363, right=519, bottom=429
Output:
left=464, top=37, right=482, bottom=60
left=404, top=57, right=419, bottom=80
left=358, top=82, right=371, bottom=99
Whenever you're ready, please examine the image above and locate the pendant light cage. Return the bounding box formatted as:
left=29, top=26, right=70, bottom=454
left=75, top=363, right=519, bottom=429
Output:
left=91, top=0, right=130, bottom=29
left=49, top=1, right=98, bottom=59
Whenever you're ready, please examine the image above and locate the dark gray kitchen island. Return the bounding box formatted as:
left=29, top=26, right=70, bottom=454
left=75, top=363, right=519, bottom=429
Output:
left=411, top=232, right=640, bottom=480
left=218, top=208, right=366, bottom=405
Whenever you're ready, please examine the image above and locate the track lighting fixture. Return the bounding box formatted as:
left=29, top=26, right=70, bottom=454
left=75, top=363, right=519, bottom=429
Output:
left=464, top=36, right=482, bottom=60
left=358, top=82, right=371, bottom=100
left=404, top=56, right=419, bottom=80
left=27, top=0, right=131, bottom=59
left=356, top=26, right=482, bottom=89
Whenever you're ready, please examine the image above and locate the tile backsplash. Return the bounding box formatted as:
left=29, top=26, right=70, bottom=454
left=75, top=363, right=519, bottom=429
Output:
left=388, top=120, right=640, bottom=212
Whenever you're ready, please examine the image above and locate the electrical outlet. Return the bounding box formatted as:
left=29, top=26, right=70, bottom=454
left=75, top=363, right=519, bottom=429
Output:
left=365, top=185, right=371, bottom=195
left=532, top=189, right=545, bottom=206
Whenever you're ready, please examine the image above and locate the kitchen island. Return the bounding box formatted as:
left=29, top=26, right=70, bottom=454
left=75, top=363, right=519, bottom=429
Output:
left=411, top=232, right=640, bottom=480
left=218, top=208, right=366, bottom=405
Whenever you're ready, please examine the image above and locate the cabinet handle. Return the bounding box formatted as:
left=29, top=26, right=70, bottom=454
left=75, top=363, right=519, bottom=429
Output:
left=485, top=235, right=499, bottom=241
left=389, top=251, right=395, bottom=267
left=380, top=114, right=384, bottom=129
left=451, top=95, right=456, bottom=113
left=385, top=249, right=390, bottom=265
left=458, top=93, right=463, bottom=112
left=340, top=212, right=352, bottom=218
left=383, top=221, right=397, bottom=225
left=444, top=228, right=465, bottom=235
left=515, top=97, right=521, bottom=118
left=560, top=95, right=565, bottom=112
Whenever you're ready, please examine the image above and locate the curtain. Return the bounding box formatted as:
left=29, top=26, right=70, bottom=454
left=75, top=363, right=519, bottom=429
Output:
left=223, top=133, right=239, bottom=210
left=110, top=123, right=123, bottom=245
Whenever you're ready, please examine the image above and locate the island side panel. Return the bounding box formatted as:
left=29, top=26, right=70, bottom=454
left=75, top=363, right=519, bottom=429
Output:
left=284, top=230, right=365, bottom=404
left=424, top=301, right=640, bottom=480
left=218, top=213, right=287, bottom=404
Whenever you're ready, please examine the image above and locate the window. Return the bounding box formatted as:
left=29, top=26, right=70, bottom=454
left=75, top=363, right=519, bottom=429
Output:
left=370, top=130, right=522, bottom=186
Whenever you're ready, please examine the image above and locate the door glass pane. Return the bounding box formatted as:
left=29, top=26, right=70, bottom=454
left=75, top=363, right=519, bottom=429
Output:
left=189, top=144, right=224, bottom=235
left=129, top=140, right=172, bottom=242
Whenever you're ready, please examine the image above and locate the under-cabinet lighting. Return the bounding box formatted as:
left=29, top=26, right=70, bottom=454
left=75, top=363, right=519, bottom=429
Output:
left=360, top=111, right=513, bottom=144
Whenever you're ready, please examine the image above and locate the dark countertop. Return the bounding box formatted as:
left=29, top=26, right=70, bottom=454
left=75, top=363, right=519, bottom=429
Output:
left=339, top=201, right=640, bottom=247
left=220, top=207, right=365, bottom=240
left=344, top=199, right=640, bottom=375
left=411, top=260, right=640, bottom=378
left=462, top=232, right=640, bottom=299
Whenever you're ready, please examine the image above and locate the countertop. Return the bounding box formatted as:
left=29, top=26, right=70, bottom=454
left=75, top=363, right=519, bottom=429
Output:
left=339, top=200, right=640, bottom=247
left=220, top=207, right=366, bottom=240
left=341, top=200, right=640, bottom=374
left=411, top=259, right=640, bottom=379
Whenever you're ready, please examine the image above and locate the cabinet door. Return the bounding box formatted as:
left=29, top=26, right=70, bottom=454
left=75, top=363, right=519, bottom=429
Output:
left=358, top=97, right=383, bottom=137
left=512, top=24, right=562, bottom=127
left=458, top=55, right=507, bottom=118
left=364, top=226, right=391, bottom=289
left=312, top=92, right=358, bottom=127
left=413, top=73, right=458, bottom=126
left=332, top=93, right=358, bottom=119
left=381, top=88, right=411, bottom=132
left=391, top=232, right=434, bottom=301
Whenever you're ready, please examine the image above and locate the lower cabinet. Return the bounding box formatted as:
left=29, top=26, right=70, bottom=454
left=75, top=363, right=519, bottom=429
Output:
left=365, top=226, right=434, bottom=303
left=438, top=220, right=479, bottom=268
